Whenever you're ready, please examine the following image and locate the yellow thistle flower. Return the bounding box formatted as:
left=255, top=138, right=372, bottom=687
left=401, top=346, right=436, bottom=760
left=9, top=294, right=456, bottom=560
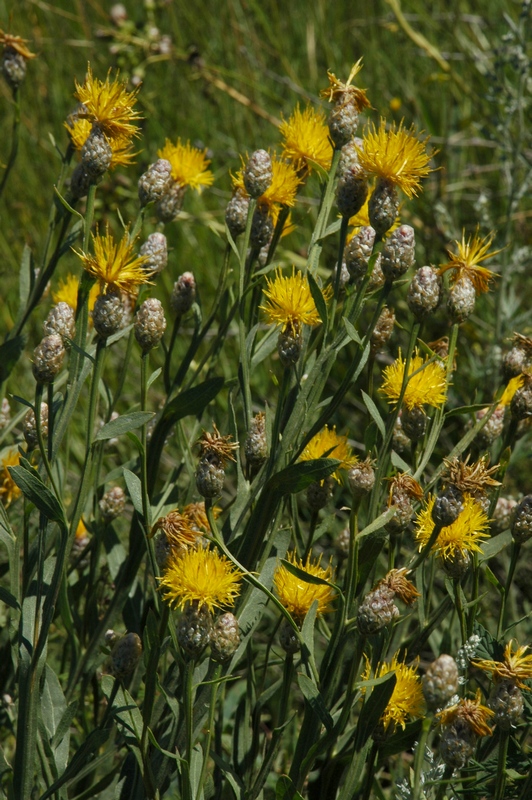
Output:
left=274, top=551, right=335, bottom=621
left=0, top=30, right=36, bottom=59
left=280, top=105, right=333, bottom=173
left=365, top=653, right=425, bottom=731
left=415, top=494, right=490, bottom=561
left=380, top=349, right=447, bottom=410
left=438, top=690, right=494, bottom=737
left=74, top=226, right=151, bottom=295
left=356, top=118, right=435, bottom=198
left=65, top=117, right=137, bottom=168
left=473, top=640, right=532, bottom=690
left=261, top=267, right=331, bottom=334
left=320, top=59, right=371, bottom=111
left=0, top=449, right=21, bottom=507
left=157, top=138, right=213, bottom=191
left=74, top=63, right=141, bottom=140
left=499, top=374, right=525, bottom=407
left=232, top=154, right=301, bottom=208
left=52, top=273, right=100, bottom=314
left=299, top=425, right=357, bottom=482
left=159, top=547, right=242, bottom=613
left=439, top=229, right=502, bottom=295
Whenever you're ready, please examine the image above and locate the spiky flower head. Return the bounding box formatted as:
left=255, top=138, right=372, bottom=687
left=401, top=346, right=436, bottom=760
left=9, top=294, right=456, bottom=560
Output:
left=0, top=30, right=37, bottom=60
left=0, top=449, right=21, bottom=507
left=274, top=552, right=335, bottom=621
left=438, top=690, right=494, bottom=737
left=380, top=349, right=447, bottom=410
left=439, top=229, right=501, bottom=295
left=388, top=472, right=424, bottom=504
left=415, top=494, right=490, bottom=562
left=75, top=225, right=151, bottom=295
left=197, top=423, right=238, bottom=467
left=52, top=273, right=100, bottom=315
left=157, top=138, right=213, bottom=191
left=159, top=547, right=242, bottom=613
left=356, top=119, right=435, bottom=198
left=74, top=64, right=141, bottom=140
left=280, top=105, right=333, bottom=172
left=260, top=267, right=330, bottom=335
left=232, top=154, right=301, bottom=209
left=151, top=509, right=200, bottom=550
left=366, top=654, right=425, bottom=732
left=442, top=455, right=500, bottom=497
left=320, top=59, right=371, bottom=108
left=474, top=641, right=532, bottom=690
left=381, top=568, right=420, bottom=604
left=299, top=425, right=357, bottom=482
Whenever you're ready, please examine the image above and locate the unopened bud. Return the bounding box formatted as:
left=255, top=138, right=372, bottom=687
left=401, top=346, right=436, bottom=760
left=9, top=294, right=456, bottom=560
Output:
left=2, top=48, right=26, bottom=90
left=510, top=377, right=532, bottom=422
left=196, top=454, right=225, bottom=498
left=278, top=325, right=302, bottom=368
left=43, top=302, right=76, bottom=341
left=138, top=159, right=173, bottom=206
left=407, top=266, right=442, bottom=320
left=328, top=99, right=360, bottom=148
left=306, top=477, right=334, bottom=511
left=111, top=632, right=143, bottom=679
left=140, top=232, right=168, bottom=274
left=250, top=205, right=274, bottom=249
left=440, top=721, right=477, bottom=769
left=32, top=335, right=65, bottom=383
left=488, top=680, right=524, bottom=730
left=348, top=459, right=375, bottom=497
left=279, top=618, right=300, bottom=655
left=177, top=603, right=212, bottom=659
left=491, top=496, right=517, bottom=534
left=99, top=486, right=126, bottom=522
left=336, top=164, right=368, bottom=219
left=368, top=179, right=399, bottom=239
left=475, top=405, right=505, bottom=449
left=245, top=412, right=268, bottom=477
left=23, top=402, right=49, bottom=450
left=155, top=183, right=186, bottom=223
left=81, top=126, right=112, bottom=178
left=370, top=306, right=395, bottom=355
left=92, top=291, right=124, bottom=339
left=243, top=150, right=272, bottom=198
left=70, top=164, right=94, bottom=199
left=134, top=298, right=167, bottom=352
left=171, top=272, right=196, bottom=316
left=511, top=494, right=532, bottom=544
left=357, top=584, right=399, bottom=635
left=447, top=275, right=476, bottom=323
left=210, top=613, right=240, bottom=663
left=401, top=405, right=427, bottom=442
left=432, top=485, right=464, bottom=528
left=380, top=225, right=416, bottom=281
left=422, top=654, right=459, bottom=710
left=225, top=191, right=250, bottom=239
left=344, top=226, right=375, bottom=284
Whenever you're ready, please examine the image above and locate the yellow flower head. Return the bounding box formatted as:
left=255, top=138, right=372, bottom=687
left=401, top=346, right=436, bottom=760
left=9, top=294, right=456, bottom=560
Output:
left=473, top=640, right=532, bottom=690
left=357, top=119, right=435, bottom=198
left=157, top=138, right=213, bottom=191
left=65, top=117, right=137, bottom=169
left=438, top=690, right=494, bottom=737
left=500, top=374, right=525, bottom=407
left=299, top=425, right=357, bottom=482
left=280, top=105, right=333, bottom=173
left=159, top=547, right=242, bottom=613
left=367, top=653, right=425, bottom=731
left=439, top=229, right=502, bottom=295
left=380, top=349, right=447, bottom=410
left=274, top=551, right=335, bottom=621
left=0, top=449, right=21, bottom=507
left=52, top=273, right=100, bottom=314
left=74, top=64, right=141, bottom=140
left=261, top=267, right=330, bottom=334
left=320, top=59, right=371, bottom=111
left=0, top=30, right=36, bottom=59
left=415, top=494, right=490, bottom=561
left=232, top=153, right=301, bottom=209
left=75, top=225, right=151, bottom=295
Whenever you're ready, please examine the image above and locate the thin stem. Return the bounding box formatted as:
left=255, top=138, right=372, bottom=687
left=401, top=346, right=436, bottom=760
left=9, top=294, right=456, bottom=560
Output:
left=307, top=149, right=341, bottom=276
left=497, top=541, right=521, bottom=639
left=0, top=87, right=20, bottom=201
left=182, top=658, right=195, bottom=800
left=196, top=664, right=222, bottom=800
left=327, top=215, right=349, bottom=337
left=454, top=580, right=467, bottom=646
left=494, top=730, right=510, bottom=800
left=361, top=741, right=379, bottom=800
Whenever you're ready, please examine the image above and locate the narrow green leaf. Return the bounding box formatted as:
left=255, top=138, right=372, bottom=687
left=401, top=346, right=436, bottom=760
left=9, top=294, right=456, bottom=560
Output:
left=479, top=529, right=512, bottom=562
left=9, top=464, right=64, bottom=523
left=0, top=586, right=20, bottom=610
left=94, top=411, right=154, bottom=441
left=446, top=403, right=491, bottom=418
left=300, top=600, right=317, bottom=661
left=343, top=317, right=362, bottom=345
left=147, top=367, right=162, bottom=389
left=276, top=775, right=304, bottom=800
left=266, top=458, right=341, bottom=495
left=357, top=506, right=396, bottom=540
left=297, top=672, right=334, bottom=731
left=123, top=468, right=144, bottom=516
left=280, top=559, right=334, bottom=588
left=361, top=390, right=385, bottom=438
left=17, top=245, right=34, bottom=324
left=354, top=672, right=396, bottom=750
left=307, top=271, right=328, bottom=328
left=0, top=336, right=25, bottom=385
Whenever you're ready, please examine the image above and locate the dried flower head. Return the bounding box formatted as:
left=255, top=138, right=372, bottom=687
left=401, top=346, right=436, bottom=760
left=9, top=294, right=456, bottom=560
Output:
left=443, top=455, right=500, bottom=496
left=438, top=690, right=494, bottom=737
left=75, top=226, right=151, bottom=295
left=159, top=547, right=242, bottom=613
left=197, top=423, right=238, bottom=467
left=74, top=63, right=141, bottom=140
left=0, top=30, right=36, bottom=60
left=357, top=119, right=435, bottom=198
left=381, top=568, right=420, bottom=604
left=151, top=509, right=199, bottom=550
left=157, top=138, right=213, bottom=191
left=0, top=449, right=21, bottom=507
left=274, top=552, right=335, bottom=621
left=260, top=267, right=330, bottom=334
left=439, top=230, right=502, bottom=295
left=299, top=425, right=357, bottom=482
left=280, top=105, right=333, bottom=172
left=320, top=59, right=371, bottom=110
left=473, top=641, right=532, bottom=690
left=415, top=494, right=490, bottom=562
left=380, top=349, right=447, bottom=410
left=387, top=472, right=424, bottom=504
left=366, top=654, right=425, bottom=731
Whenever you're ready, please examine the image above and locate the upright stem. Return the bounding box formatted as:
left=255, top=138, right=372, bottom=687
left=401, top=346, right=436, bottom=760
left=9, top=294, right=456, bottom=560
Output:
left=0, top=87, right=20, bottom=201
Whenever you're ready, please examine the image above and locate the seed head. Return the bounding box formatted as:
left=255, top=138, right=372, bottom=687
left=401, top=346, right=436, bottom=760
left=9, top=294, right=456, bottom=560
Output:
left=348, top=457, right=375, bottom=496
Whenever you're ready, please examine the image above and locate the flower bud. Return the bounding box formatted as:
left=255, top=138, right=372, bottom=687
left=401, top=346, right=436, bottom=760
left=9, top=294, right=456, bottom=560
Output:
left=401, top=405, right=427, bottom=442
left=337, top=138, right=363, bottom=174
left=510, top=377, right=532, bottom=422
left=196, top=454, right=226, bottom=498
left=422, top=654, right=459, bottom=710
left=488, top=680, right=524, bottom=730
left=279, top=618, right=300, bottom=655
left=336, top=526, right=350, bottom=557
left=491, top=496, right=517, bottom=534
left=447, top=275, right=476, bottom=323
left=344, top=226, right=375, bottom=284
left=99, top=486, right=126, bottom=523
left=225, top=191, right=250, bottom=239
left=357, top=584, right=399, bottom=635
left=442, top=549, right=472, bottom=580
left=155, top=183, right=186, bottom=223
left=432, top=485, right=464, bottom=528
left=92, top=291, right=124, bottom=339
left=250, top=205, right=274, bottom=250
left=138, top=159, right=173, bottom=206
left=2, top=48, right=26, bottom=90
left=24, top=402, right=49, bottom=450
left=306, top=477, right=334, bottom=512
left=368, top=179, right=399, bottom=239
left=407, top=266, right=442, bottom=320
left=32, top=334, right=65, bottom=384
left=278, top=325, right=302, bottom=368
left=328, top=99, right=360, bottom=148
left=210, top=613, right=240, bottom=663
left=474, top=405, right=505, bottom=450
left=70, top=164, right=94, bottom=199
left=511, top=494, right=532, bottom=544
left=348, top=459, right=375, bottom=497
left=171, top=272, right=196, bottom=316
left=43, top=302, right=76, bottom=341
left=134, top=298, right=167, bottom=353
left=370, top=306, right=395, bottom=355
left=140, top=232, right=168, bottom=275
left=81, top=126, right=112, bottom=178
left=392, top=414, right=411, bottom=455
left=177, top=603, right=212, bottom=659
left=440, top=720, right=477, bottom=769
left=336, top=164, right=368, bottom=219
left=243, top=150, right=272, bottom=198
left=502, top=337, right=532, bottom=381
left=0, top=398, right=10, bottom=430
left=245, top=412, right=268, bottom=478
left=380, top=224, right=416, bottom=281
left=111, top=632, right=143, bottom=679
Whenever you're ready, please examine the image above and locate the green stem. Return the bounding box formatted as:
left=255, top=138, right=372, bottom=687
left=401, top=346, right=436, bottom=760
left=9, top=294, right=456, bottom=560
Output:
left=494, top=730, right=510, bottom=800
left=361, top=741, right=379, bottom=800
left=196, top=663, right=222, bottom=800
left=434, top=766, right=454, bottom=800
left=307, top=149, right=341, bottom=276
left=412, top=717, right=432, bottom=800
left=163, top=314, right=182, bottom=394
left=0, top=87, right=20, bottom=201
left=182, top=659, right=195, bottom=800
left=454, top=580, right=467, bottom=646
left=327, top=215, right=349, bottom=337
left=409, top=524, right=442, bottom=572
left=497, top=541, right=521, bottom=639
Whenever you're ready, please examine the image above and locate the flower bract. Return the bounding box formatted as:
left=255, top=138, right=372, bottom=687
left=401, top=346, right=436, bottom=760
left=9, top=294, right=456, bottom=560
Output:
left=415, top=494, right=490, bottom=561
left=357, top=119, right=435, bottom=198
left=159, top=547, right=242, bottom=613
left=157, top=138, right=213, bottom=191
left=439, top=230, right=501, bottom=295
left=74, top=64, right=141, bottom=140
left=260, top=267, right=330, bottom=333
left=75, top=226, right=151, bottom=295
left=274, top=552, right=335, bottom=621
left=299, top=425, right=357, bottom=481
left=233, top=153, right=301, bottom=208
left=380, top=349, right=447, bottom=410
left=280, top=105, right=333, bottom=172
